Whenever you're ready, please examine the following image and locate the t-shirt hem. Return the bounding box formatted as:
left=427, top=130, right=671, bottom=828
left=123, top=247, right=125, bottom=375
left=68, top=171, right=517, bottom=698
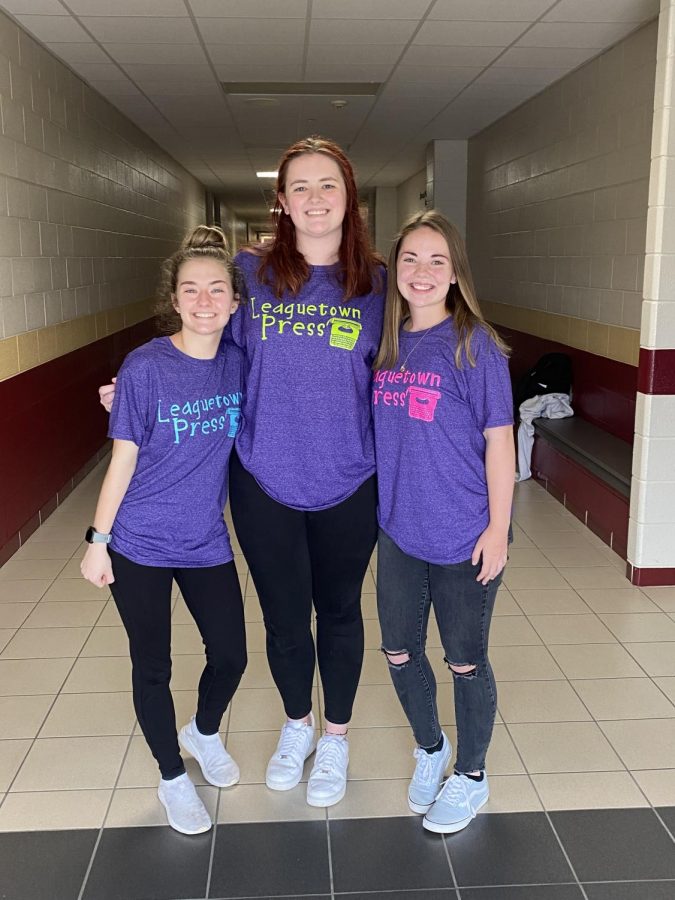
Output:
left=111, top=544, right=234, bottom=569
left=378, top=525, right=475, bottom=567
left=243, top=463, right=377, bottom=511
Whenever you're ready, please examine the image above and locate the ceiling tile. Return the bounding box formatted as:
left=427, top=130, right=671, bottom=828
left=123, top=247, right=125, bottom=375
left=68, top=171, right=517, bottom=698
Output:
left=303, top=63, right=394, bottom=81
left=45, top=41, right=109, bottom=63
left=196, top=18, right=305, bottom=44
left=81, top=17, right=197, bottom=43
left=401, top=45, right=502, bottom=67
left=86, top=80, right=143, bottom=96
left=460, top=82, right=542, bottom=103
left=388, top=64, right=485, bottom=84
left=103, top=43, right=209, bottom=65
left=476, top=66, right=568, bottom=85
left=495, top=46, right=599, bottom=67
left=121, top=64, right=215, bottom=83
left=517, top=22, right=636, bottom=48
left=306, top=44, right=404, bottom=65
left=3, top=0, right=64, bottom=12
left=190, top=0, right=307, bottom=15
left=69, top=62, right=129, bottom=81
left=309, top=18, right=418, bottom=44
left=414, top=20, right=530, bottom=46
left=215, top=64, right=303, bottom=81
left=380, top=77, right=475, bottom=99
left=68, top=0, right=187, bottom=13
left=16, top=14, right=91, bottom=42
left=134, top=82, right=225, bottom=97
left=544, top=0, right=659, bottom=23
left=311, top=0, right=430, bottom=18
left=429, top=0, right=553, bottom=20
left=206, top=44, right=303, bottom=65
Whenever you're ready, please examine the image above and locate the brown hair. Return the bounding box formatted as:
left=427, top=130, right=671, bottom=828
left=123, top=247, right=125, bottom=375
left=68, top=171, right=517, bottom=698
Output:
left=256, top=136, right=381, bottom=300
left=373, top=210, right=510, bottom=370
left=156, top=225, right=239, bottom=334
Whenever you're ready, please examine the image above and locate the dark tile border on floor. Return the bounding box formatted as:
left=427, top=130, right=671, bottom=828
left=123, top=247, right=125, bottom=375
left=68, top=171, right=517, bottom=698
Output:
left=1, top=809, right=674, bottom=900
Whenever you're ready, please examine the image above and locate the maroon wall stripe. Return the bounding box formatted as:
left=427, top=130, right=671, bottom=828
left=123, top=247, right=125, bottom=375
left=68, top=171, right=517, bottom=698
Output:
left=496, top=326, right=638, bottom=443
left=0, top=319, right=157, bottom=562
left=637, top=348, right=675, bottom=394
left=627, top=563, right=675, bottom=587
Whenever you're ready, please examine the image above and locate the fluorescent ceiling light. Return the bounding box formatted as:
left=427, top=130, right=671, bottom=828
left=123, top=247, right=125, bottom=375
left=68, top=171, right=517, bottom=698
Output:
left=257, top=171, right=278, bottom=178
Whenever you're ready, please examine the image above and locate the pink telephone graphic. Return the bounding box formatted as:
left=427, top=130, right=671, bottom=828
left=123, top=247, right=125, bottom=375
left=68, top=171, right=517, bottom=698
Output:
left=407, top=386, right=441, bottom=422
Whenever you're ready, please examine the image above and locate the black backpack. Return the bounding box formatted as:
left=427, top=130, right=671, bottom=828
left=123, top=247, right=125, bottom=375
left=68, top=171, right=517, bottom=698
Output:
left=513, top=353, right=572, bottom=419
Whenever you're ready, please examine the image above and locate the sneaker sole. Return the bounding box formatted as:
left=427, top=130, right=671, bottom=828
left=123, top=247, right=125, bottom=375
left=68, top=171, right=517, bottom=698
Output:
left=157, top=791, right=212, bottom=835
left=422, top=793, right=489, bottom=835
left=178, top=728, right=239, bottom=789
left=306, top=782, right=346, bottom=808
left=408, top=796, right=434, bottom=815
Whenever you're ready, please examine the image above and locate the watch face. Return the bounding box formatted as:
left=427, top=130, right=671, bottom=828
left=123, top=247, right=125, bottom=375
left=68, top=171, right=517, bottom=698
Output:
left=85, top=526, right=95, bottom=543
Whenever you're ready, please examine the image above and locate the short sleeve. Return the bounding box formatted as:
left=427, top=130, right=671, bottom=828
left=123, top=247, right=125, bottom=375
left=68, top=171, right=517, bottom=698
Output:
left=465, top=331, right=514, bottom=433
left=108, top=355, right=151, bottom=447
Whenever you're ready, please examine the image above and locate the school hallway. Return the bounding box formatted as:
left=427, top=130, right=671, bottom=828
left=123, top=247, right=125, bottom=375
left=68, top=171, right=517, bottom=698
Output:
left=0, top=457, right=674, bottom=900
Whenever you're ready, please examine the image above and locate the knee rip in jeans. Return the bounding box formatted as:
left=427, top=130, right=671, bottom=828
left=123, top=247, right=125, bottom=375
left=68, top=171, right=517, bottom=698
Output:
left=444, top=657, right=477, bottom=679
left=381, top=647, right=411, bottom=668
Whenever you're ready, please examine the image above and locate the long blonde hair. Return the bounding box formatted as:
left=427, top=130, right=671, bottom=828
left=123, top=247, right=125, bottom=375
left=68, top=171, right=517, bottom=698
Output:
left=374, top=210, right=509, bottom=371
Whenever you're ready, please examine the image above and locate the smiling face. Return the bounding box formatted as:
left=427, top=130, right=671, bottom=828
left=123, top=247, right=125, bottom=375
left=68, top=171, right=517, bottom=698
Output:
left=396, top=225, right=457, bottom=326
left=278, top=152, right=347, bottom=259
left=172, top=258, right=236, bottom=339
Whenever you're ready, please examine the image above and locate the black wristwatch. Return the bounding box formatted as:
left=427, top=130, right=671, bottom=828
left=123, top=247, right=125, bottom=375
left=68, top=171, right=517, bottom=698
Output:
left=85, top=526, right=112, bottom=544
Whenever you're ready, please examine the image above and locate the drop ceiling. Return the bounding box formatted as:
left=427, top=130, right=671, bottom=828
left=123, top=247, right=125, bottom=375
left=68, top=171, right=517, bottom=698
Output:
left=2, top=0, right=660, bottom=230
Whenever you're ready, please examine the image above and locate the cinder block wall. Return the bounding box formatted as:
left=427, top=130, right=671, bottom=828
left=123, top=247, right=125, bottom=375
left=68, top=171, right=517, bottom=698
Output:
left=0, top=8, right=206, bottom=383
left=467, top=21, right=657, bottom=368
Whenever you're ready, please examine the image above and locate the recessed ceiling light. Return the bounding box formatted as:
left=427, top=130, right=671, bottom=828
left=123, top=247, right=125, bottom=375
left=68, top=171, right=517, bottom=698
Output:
left=256, top=171, right=278, bottom=178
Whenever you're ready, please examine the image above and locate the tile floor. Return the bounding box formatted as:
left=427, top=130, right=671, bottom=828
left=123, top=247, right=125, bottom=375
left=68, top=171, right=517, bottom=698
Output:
left=1, top=461, right=675, bottom=898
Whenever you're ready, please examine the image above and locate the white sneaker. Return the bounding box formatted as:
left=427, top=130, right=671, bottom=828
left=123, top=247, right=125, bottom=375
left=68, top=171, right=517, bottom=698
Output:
left=423, top=771, right=490, bottom=834
left=178, top=716, right=239, bottom=788
left=265, top=713, right=316, bottom=791
left=408, top=732, right=452, bottom=814
left=157, top=772, right=212, bottom=835
left=306, top=734, right=349, bottom=808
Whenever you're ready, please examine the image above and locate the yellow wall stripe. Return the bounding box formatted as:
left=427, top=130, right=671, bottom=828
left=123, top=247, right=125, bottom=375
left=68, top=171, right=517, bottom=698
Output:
left=482, top=301, right=640, bottom=367
left=0, top=298, right=155, bottom=382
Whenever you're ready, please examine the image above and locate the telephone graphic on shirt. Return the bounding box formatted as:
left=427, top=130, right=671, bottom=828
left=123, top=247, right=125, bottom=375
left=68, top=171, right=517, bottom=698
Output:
left=373, top=370, right=443, bottom=422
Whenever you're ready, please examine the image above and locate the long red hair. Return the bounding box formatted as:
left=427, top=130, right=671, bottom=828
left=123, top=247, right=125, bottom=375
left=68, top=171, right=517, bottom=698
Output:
left=258, top=136, right=381, bottom=300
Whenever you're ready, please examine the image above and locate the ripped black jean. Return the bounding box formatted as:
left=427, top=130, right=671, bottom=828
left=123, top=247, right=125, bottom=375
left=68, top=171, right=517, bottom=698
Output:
left=376, top=529, right=502, bottom=773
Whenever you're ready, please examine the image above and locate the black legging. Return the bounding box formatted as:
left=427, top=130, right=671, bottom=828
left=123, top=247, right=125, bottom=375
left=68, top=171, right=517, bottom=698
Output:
left=229, top=451, right=377, bottom=725
left=109, top=550, right=247, bottom=780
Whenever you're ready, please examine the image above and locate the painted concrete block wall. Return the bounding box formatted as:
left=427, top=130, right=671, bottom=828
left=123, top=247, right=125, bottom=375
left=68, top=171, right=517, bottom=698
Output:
left=0, top=9, right=206, bottom=382
left=467, top=21, right=657, bottom=366
left=396, top=168, right=426, bottom=228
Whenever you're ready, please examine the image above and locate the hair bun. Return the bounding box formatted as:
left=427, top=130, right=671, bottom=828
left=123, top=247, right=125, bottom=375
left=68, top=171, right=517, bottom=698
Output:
left=182, top=225, right=229, bottom=252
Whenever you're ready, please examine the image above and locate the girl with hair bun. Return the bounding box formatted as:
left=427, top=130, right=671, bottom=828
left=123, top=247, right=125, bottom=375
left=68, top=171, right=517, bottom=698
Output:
left=83, top=225, right=247, bottom=835
left=100, top=137, right=386, bottom=808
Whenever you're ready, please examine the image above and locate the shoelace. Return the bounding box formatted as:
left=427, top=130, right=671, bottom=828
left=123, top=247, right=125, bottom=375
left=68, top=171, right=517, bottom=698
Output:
left=435, top=774, right=467, bottom=804
left=276, top=724, right=308, bottom=762
left=412, top=747, right=438, bottom=785
left=314, top=738, right=345, bottom=775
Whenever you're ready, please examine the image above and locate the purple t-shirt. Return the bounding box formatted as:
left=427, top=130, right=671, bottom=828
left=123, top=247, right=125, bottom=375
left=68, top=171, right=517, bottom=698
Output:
left=373, top=319, right=513, bottom=565
left=231, top=251, right=385, bottom=510
left=109, top=336, right=243, bottom=567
